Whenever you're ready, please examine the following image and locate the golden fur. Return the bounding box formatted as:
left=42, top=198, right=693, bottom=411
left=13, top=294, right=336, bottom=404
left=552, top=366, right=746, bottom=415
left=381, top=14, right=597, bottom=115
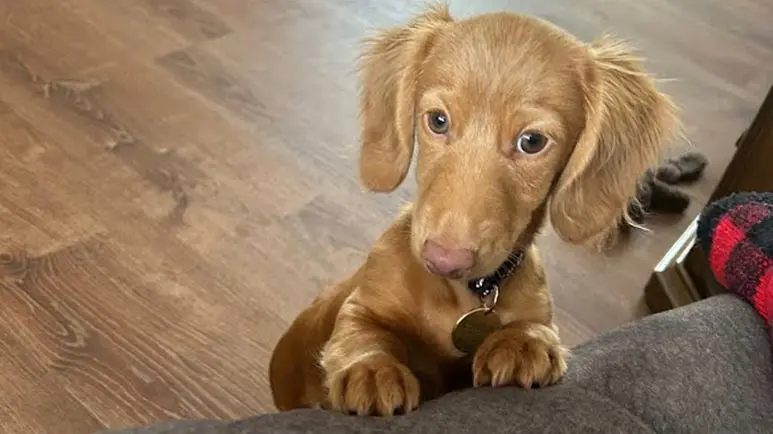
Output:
left=269, top=5, right=678, bottom=417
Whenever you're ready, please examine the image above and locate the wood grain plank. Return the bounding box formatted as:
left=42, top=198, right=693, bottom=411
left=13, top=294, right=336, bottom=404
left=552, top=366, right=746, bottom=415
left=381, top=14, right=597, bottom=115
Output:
left=0, top=108, right=106, bottom=252
left=155, top=48, right=274, bottom=127
left=0, top=81, right=300, bottom=330
left=132, top=0, right=232, bottom=42
left=0, top=2, right=127, bottom=75
left=62, top=0, right=209, bottom=59
left=0, top=240, right=257, bottom=427
left=0, top=240, right=105, bottom=434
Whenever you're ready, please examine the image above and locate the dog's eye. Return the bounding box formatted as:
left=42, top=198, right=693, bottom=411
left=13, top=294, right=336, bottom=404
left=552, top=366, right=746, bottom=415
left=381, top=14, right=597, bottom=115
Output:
left=426, top=110, right=450, bottom=135
left=514, top=131, right=548, bottom=155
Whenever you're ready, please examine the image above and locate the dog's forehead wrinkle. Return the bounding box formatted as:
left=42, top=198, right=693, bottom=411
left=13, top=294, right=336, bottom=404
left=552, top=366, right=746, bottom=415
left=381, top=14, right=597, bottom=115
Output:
left=425, top=18, right=584, bottom=112
left=453, top=17, right=570, bottom=64
left=427, top=60, right=573, bottom=119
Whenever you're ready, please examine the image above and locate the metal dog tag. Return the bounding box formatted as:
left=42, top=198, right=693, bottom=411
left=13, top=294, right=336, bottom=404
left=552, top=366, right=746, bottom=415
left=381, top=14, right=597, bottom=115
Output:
left=452, top=307, right=501, bottom=356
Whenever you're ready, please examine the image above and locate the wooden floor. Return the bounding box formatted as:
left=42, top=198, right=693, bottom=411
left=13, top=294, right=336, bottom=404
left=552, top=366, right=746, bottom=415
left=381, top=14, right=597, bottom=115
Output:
left=0, top=0, right=771, bottom=432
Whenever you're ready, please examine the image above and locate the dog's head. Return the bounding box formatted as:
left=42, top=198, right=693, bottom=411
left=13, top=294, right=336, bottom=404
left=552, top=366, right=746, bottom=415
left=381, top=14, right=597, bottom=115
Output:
left=357, top=5, right=677, bottom=280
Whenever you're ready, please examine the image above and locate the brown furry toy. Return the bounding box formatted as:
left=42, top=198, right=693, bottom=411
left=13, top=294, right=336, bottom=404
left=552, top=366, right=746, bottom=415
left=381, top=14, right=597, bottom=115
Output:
left=624, top=150, right=709, bottom=227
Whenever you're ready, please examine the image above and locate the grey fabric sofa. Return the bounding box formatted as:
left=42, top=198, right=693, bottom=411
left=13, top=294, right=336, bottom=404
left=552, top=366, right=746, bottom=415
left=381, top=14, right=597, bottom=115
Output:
left=101, top=294, right=773, bottom=434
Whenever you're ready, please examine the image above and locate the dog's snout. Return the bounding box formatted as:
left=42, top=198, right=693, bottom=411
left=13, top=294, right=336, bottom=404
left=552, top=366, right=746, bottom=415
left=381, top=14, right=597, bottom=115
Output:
left=422, top=239, right=475, bottom=279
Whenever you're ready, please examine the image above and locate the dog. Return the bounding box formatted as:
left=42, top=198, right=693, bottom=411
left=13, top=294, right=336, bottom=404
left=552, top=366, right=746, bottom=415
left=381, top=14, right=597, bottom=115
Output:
left=269, top=4, right=678, bottom=417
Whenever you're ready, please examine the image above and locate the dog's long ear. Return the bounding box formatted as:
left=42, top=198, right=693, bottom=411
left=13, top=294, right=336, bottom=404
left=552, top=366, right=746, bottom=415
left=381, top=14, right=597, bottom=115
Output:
left=357, top=5, right=452, bottom=192
left=549, top=36, right=679, bottom=248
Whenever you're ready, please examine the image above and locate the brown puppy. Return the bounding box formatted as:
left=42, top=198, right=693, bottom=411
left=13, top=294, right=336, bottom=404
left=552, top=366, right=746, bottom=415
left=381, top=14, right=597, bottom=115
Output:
left=269, top=5, right=678, bottom=417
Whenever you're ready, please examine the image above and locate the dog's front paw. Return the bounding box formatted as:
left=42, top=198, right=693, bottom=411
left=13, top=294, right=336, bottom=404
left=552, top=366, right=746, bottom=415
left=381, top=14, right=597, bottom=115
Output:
left=472, top=324, right=567, bottom=389
left=326, top=355, right=420, bottom=416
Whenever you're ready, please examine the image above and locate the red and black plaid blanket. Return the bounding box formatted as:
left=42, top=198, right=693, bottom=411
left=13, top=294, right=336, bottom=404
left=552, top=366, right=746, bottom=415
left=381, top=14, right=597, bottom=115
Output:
left=697, top=191, right=773, bottom=331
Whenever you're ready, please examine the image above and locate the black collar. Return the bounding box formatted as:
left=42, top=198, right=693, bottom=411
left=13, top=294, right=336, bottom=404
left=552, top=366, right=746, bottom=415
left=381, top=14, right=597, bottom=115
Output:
left=467, top=250, right=525, bottom=298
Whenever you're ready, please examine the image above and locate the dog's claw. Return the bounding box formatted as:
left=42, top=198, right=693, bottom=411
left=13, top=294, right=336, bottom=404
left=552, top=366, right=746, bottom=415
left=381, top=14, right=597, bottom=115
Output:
left=326, top=356, right=420, bottom=416
left=472, top=325, right=567, bottom=389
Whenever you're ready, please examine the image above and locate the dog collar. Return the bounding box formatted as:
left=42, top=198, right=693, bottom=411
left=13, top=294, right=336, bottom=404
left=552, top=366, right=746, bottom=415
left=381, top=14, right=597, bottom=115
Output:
left=467, top=250, right=525, bottom=298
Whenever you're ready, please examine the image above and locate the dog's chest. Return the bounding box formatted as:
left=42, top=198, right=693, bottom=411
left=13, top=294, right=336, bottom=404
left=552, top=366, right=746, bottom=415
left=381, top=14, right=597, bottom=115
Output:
left=421, top=282, right=497, bottom=359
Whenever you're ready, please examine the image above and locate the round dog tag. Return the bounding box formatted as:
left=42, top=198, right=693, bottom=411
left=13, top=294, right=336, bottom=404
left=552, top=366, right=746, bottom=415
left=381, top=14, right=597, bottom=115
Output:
left=452, top=307, right=501, bottom=355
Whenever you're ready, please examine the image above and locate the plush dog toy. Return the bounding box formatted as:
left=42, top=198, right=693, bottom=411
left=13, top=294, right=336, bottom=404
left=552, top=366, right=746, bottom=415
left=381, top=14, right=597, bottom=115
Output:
left=697, top=191, right=773, bottom=346
left=623, top=151, right=709, bottom=228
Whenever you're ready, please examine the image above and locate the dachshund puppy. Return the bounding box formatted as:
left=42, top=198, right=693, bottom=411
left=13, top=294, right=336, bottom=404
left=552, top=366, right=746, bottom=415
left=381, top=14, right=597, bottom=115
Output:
left=269, top=5, right=678, bottom=417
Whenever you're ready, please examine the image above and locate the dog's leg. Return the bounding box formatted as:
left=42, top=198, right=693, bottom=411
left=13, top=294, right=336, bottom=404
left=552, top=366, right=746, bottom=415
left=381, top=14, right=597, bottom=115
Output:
left=319, top=298, right=420, bottom=416
left=471, top=320, right=568, bottom=388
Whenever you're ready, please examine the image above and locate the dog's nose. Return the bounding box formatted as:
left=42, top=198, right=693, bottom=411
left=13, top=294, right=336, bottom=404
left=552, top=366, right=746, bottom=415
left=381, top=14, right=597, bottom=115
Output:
left=422, top=239, right=475, bottom=279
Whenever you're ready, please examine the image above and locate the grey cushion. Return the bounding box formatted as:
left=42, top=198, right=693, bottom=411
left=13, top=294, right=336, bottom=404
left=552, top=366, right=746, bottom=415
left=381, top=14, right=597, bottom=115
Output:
left=101, top=294, right=773, bottom=434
